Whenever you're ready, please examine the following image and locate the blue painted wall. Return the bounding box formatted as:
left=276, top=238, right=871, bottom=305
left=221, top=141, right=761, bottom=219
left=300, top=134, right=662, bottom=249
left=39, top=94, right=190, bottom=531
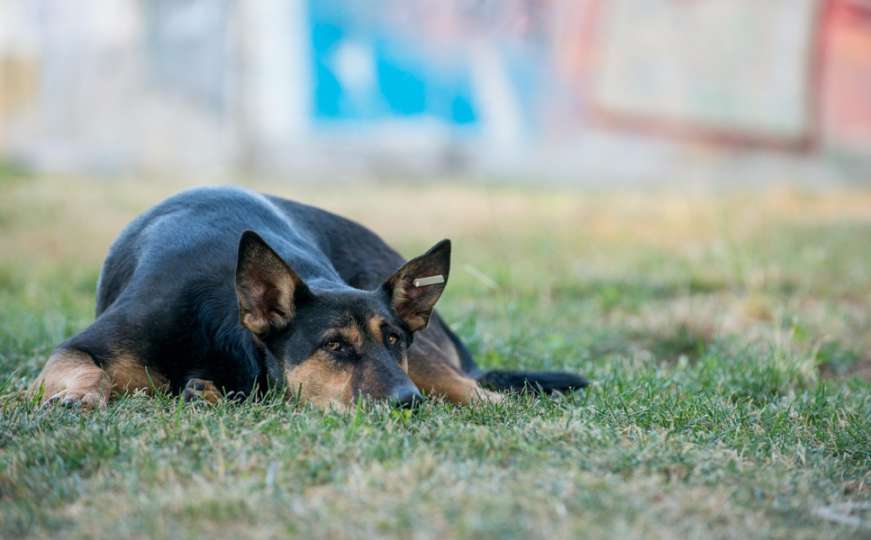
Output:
left=308, top=2, right=478, bottom=128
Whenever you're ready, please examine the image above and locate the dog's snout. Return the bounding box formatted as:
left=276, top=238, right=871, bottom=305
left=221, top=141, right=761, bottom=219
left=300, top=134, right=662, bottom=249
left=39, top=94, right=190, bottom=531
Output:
left=389, top=384, right=423, bottom=408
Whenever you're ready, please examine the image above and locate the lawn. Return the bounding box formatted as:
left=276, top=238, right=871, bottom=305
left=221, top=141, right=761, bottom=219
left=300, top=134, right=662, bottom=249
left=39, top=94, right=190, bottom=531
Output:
left=1, top=173, right=870, bottom=539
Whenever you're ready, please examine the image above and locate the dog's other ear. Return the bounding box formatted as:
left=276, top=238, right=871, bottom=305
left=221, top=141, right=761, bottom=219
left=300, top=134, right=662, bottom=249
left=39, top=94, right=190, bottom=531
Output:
left=382, top=239, right=451, bottom=332
left=235, top=231, right=308, bottom=337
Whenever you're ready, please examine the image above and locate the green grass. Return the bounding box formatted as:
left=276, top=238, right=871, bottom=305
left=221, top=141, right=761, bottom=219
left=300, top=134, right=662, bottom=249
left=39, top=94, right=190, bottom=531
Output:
left=1, top=177, right=870, bottom=539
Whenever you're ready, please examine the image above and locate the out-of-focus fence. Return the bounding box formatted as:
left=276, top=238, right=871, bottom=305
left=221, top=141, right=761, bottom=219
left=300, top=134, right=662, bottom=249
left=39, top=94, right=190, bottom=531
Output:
left=1, top=0, right=869, bottom=182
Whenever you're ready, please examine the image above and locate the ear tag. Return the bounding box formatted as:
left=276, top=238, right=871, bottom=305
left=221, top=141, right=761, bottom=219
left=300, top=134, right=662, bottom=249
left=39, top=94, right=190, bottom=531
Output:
left=413, top=275, right=445, bottom=287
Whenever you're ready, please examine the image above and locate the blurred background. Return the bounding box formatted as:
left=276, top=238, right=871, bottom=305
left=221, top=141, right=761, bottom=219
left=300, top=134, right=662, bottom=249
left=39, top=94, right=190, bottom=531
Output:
left=2, top=4, right=871, bottom=537
left=1, top=0, right=870, bottom=185
left=1, top=0, right=870, bottom=380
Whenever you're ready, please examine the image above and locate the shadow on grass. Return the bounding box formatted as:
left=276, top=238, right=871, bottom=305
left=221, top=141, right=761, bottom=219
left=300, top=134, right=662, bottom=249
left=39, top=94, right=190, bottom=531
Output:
left=586, top=324, right=713, bottom=364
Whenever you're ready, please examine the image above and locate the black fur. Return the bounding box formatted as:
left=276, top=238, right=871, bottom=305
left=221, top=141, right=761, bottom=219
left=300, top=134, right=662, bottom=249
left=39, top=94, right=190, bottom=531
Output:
left=57, top=186, right=586, bottom=402
left=436, top=313, right=586, bottom=394
left=78, top=186, right=430, bottom=397
left=477, top=370, right=589, bottom=394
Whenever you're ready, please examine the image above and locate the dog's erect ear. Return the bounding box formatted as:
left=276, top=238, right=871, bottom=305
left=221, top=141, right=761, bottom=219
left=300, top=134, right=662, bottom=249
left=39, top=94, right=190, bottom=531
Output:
left=382, top=239, right=451, bottom=332
left=235, top=231, right=308, bottom=337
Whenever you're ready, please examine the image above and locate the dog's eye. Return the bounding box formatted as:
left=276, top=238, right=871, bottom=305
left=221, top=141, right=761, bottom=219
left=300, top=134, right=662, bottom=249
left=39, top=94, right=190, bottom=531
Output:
left=386, top=334, right=399, bottom=346
left=324, top=340, right=343, bottom=352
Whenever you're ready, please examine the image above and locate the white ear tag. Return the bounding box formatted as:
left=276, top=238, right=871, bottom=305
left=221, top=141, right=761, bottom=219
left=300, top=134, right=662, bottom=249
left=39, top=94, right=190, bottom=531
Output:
left=413, top=275, right=445, bottom=287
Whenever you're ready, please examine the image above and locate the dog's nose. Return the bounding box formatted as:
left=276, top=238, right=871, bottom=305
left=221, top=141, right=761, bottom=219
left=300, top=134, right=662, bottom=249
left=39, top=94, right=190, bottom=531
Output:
left=389, top=385, right=423, bottom=408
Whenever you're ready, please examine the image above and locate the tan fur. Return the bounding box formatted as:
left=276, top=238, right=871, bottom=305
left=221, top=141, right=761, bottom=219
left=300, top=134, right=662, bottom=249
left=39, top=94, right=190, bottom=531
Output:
left=337, top=323, right=363, bottom=349
left=407, top=327, right=502, bottom=404
left=183, top=378, right=221, bottom=403
left=30, top=350, right=111, bottom=409
left=236, top=236, right=300, bottom=335
left=285, top=351, right=354, bottom=410
left=390, top=284, right=427, bottom=331
left=31, top=350, right=171, bottom=408
left=414, top=329, right=462, bottom=370
left=367, top=315, right=384, bottom=343
left=104, top=355, right=169, bottom=395
left=238, top=278, right=294, bottom=335
left=32, top=307, right=492, bottom=411
left=408, top=360, right=502, bottom=404
left=395, top=294, right=427, bottom=331
left=368, top=315, right=413, bottom=373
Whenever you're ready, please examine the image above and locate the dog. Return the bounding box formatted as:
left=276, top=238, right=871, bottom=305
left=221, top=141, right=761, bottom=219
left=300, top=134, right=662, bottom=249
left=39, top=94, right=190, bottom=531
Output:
left=31, top=187, right=587, bottom=410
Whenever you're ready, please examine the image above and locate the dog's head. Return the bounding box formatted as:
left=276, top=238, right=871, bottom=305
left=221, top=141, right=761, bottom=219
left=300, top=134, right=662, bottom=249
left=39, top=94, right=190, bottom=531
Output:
left=234, top=231, right=450, bottom=410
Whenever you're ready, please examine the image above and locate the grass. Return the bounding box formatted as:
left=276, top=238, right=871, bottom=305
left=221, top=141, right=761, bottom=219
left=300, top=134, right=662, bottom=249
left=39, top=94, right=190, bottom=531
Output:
left=1, top=175, right=870, bottom=539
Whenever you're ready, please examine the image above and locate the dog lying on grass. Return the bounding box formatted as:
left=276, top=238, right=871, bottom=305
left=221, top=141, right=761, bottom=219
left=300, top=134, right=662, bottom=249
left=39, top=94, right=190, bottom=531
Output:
left=31, top=187, right=587, bottom=410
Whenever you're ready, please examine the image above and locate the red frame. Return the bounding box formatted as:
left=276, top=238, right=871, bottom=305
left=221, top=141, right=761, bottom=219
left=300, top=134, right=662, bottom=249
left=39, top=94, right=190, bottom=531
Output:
left=583, top=0, right=835, bottom=153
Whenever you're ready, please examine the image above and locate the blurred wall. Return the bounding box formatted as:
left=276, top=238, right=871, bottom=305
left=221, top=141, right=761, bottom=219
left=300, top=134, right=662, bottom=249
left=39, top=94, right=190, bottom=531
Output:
left=1, top=0, right=869, bottom=183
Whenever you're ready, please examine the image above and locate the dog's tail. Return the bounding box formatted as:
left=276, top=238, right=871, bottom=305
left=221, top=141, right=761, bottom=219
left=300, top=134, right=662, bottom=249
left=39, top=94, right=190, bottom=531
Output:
left=476, top=369, right=589, bottom=394
left=435, top=313, right=588, bottom=394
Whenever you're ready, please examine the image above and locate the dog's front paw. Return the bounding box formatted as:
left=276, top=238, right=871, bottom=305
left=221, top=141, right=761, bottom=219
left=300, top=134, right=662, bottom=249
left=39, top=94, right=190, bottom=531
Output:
left=474, top=388, right=505, bottom=404
left=45, top=390, right=108, bottom=410
left=182, top=378, right=221, bottom=404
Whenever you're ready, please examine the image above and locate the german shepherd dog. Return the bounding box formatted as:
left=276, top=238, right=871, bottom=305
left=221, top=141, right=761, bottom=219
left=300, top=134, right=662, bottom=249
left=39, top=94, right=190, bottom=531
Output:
left=31, top=187, right=587, bottom=410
